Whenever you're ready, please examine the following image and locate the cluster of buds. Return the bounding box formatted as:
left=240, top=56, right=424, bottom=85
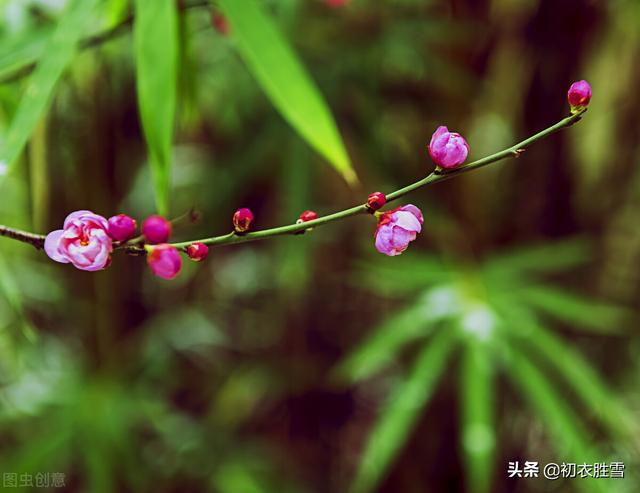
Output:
left=44, top=207, right=258, bottom=279
left=43, top=81, right=591, bottom=277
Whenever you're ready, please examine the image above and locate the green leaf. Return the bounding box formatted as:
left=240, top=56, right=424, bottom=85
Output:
left=349, top=329, right=457, bottom=493
left=0, top=251, right=37, bottom=342
left=483, top=238, right=590, bottom=281
left=335, top=287, right=459, bottom=383
left=218, top=0, right=357, bottom=185
left=497, top=302, right=635, bottom=440
left=133, top=0, right=178, bottom=215
left=460, top=339, right=495, bottom=493
left=0, top=26, right=52, bottom=83
left=355, top=255, right=454, bottom=295
left=0, top=0, right=99, bottom=171
left=520, top=284, right=631, bottom=334
left=502, top=344, right=609, bottom=493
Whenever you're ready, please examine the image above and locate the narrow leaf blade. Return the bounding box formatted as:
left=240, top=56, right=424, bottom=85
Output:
left=0, top=0, right=98, bottom=170
left=133, top=0, right=178, bottom=215
left=520, top=284, right=631, bottom=334
left=460, top=339, right=495, bottom=493
left=218, top=0, right=357, bottom=185
left=335, top=287, right=458, bottom=383
left=350, top=329, right=457, bottom=493
left=502, top=344, right=609, bottom=493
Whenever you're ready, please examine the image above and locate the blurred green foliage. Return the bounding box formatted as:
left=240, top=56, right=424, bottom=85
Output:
left=0, top=0, right=639, bottom=492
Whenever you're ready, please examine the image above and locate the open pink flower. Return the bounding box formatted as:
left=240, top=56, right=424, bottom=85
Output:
left=374, top=204, right=423, bottom=256
left=428, top=126, right=469, bottom=169
left=45, top=210, right=113, bottom=271
left=147, top=244, right=182, bottom=280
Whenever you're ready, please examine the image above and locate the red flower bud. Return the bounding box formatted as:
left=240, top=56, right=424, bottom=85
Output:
left=233, top=208, right=254, bottom=233
left=367, top=192, right=387, bottom=211
left=147, top=244, right=182, bottom=280
left=567, top=80, right=592, bottom=113
left=142, top=215, right=172, bottom=244
left=186, top=242, right=209, bottom=262
left=298, top=210, right=318, bottom=222
left=211, top=11, right=229, bottom=35
left=107, top=214, right=137, bottom=241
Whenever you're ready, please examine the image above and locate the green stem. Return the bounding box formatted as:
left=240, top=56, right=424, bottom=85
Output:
left=166, top=110, right=585, bottom=251
left=0, top=110, right=585, bottom=253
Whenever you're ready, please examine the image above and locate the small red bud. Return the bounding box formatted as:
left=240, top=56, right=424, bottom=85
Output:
left=142, top=215, right=172, bottom=244
left=107, top=214, right=137, bottom=241
left=367, top=192, right=387, bottom=211
left=186, top=242, right=209, bottom=262
left=298, top=210, right=318, bottom=222
left=233, top=208, right=254, bottom=233
left=211, top=11, right=229, bottom=35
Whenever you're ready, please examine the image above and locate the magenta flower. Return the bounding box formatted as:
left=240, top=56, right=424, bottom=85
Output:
left=107, top=214, right=137, bottom=241
left=428, top=126, right=470, bottom=169
left=298, top=210, right=318, bottom=223
left=367, top=192, right=387, bottom=211
left=45, top=210, right=113, bottom=271
left=567, top=80, right=592, bottom=112
left=233, top=208, right=254, bottom=233
left=147, top=244, right=182, bottom=279
left=374, top=204, right=424, bottom=256
left=142, top=215, right=172, bottom=244
left=186, top=242, right=209, bottom=262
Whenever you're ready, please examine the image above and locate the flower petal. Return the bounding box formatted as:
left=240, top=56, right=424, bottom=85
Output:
left=44, top=230, right=69, bottom=263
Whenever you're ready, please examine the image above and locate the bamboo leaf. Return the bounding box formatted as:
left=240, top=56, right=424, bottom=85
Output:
left=502, top=344, right=609, bottom=493
left=218, top=0, right=357, bottom=185
left=520, top=284, right=631, bottom=334
left=483, top=238, right=590, bottom=280
left=133, top=0, right=178, bottom=215
left=0, top=27, right=51, bottom=83
left=335, top=287, right=459, bottom=383
left=0, top=0, right=98, bottom=172
left=460, top=339, right=495, bottom=493
left=497, top=301, right=636, bottom=439
left=349, top=329, right=457, bottom=493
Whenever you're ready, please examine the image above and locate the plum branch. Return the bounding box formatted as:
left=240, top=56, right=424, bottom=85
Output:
left=161, top=110, right=586, bottom=251
left=0, top=109, right=586, bottom=258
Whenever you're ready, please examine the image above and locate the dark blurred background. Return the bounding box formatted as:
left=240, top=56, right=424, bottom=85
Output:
left=0, top=0, right=639, bottom=492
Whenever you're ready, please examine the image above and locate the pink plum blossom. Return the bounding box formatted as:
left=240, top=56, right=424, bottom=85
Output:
left=45, top=210, right=113, bottom=271
left=567, top=80, right=592, bottom=112
left=428, top=126, right=470, bottom=169
left=147, top=244, right=182, bottom=279
left=374, top=204, right=424, bottom=256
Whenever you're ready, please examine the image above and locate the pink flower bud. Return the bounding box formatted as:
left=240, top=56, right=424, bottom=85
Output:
left=107, top=214, right=137, bottom=241
left=367, top=192, right=387, bottom=211
left=147, top=244, right=182, bottom=280
left=428, top=126, right=470, bottom=169
left=233, top=208, right=254, bottom=233
left=567, top=80, right=592, bottom=113
left=45, top=210, right=113, bottom=271
left=186, top=242, right=209, bottom=262
left=298, top=210, right=318, bottom=222
left=142, top=215, right=172, bottom=244
left=374, top=204, right=423, bottom=256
